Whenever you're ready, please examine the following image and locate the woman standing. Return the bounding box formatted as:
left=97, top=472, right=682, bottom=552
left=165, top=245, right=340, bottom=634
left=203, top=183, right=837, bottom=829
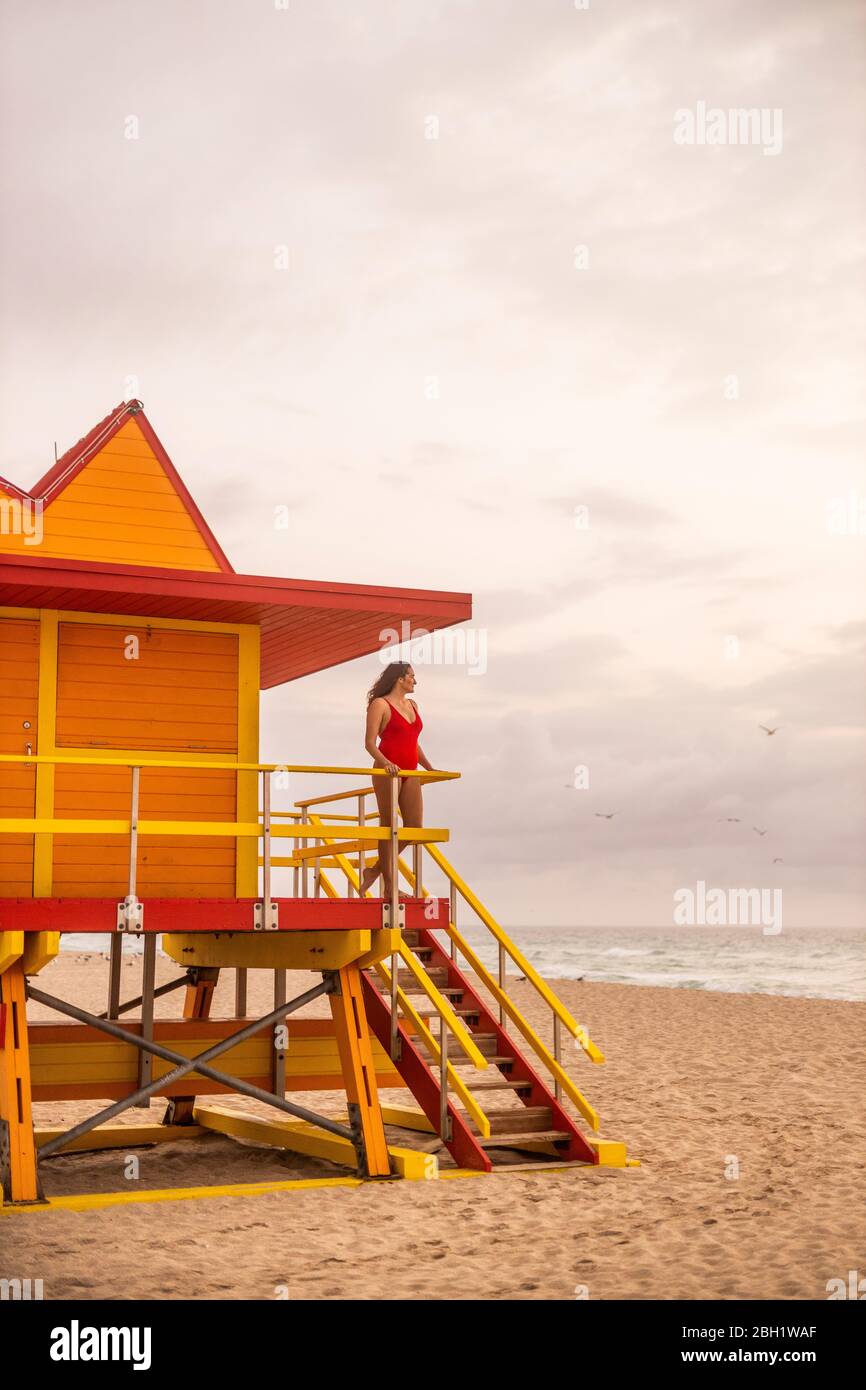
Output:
left=359, top=662, right=432, bottom=897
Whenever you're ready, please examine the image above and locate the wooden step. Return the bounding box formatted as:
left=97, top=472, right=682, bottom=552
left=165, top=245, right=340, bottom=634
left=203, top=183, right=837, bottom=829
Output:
left=479, top=1130, right=571, bottom=1150
left=395, top=968, right=450, bottom=989
left=415, top=1008, right=480, bottom=1021
left=465, top=1079, right=532, bottom=1093
left=420, top=1031, right=499, bottom=1057
left=450, top=1055, right=513, bottom=1068
left=479, top=1106, right=552, bottom=1135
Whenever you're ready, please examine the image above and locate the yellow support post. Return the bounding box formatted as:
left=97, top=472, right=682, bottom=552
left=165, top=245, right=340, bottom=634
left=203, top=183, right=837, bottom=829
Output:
left=20, top=932, right=60, bottom=976
left=0, top=932, right=24, bottom=977
left=0, top=961, right=43, bottom=1204
left=328, top=965, right=391, bottom=1178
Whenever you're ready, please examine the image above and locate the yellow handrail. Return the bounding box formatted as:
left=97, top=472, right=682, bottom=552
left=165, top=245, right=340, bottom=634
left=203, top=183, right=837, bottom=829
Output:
left=308, top=814, right=490, bottom=1109
left=373, top=957, right=491, bottom=1138
left=0, top=818, right=449, bottom=843
left=309, top=808, right=603, bottom=1080
left=424, top=844, right=587, bottom=1043
left=441, top=923, right=600, bottom=1128
left=293, top=772, right=452, bottom=809
left=307, top=813, right=483, bottom=1068
left=396, top=857, right=603, bottom=1120
left=0, top=751, right=458, bottom=779
left=394, top=941, right=487, bottom=1069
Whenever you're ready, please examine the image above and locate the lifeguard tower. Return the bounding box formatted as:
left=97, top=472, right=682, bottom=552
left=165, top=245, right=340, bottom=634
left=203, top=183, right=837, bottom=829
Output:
left=0, top=400, right=628, bottom=1208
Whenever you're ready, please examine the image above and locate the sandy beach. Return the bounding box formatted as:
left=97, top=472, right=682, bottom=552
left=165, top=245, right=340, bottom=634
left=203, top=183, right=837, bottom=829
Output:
left=2, top=950, right=863, bottom=1301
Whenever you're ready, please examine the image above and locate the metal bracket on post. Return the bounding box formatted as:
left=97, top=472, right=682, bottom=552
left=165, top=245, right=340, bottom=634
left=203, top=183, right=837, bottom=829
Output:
left=254, top=769, right=279, bottom=930
left=116, top=895, right=144, bottom=933
left=117, top=767, right=143, bottom=933
left=253, top=901, right=279, bottom=931
left=381, top=901, right=406, bottom=930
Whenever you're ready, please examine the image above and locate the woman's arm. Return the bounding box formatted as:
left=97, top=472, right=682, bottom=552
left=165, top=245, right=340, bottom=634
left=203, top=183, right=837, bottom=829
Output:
left=365, top=698, right=398, bottom=773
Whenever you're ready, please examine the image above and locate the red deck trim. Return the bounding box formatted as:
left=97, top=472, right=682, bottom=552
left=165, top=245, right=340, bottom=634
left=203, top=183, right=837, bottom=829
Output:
left=0, top=896, right=450, bottom=932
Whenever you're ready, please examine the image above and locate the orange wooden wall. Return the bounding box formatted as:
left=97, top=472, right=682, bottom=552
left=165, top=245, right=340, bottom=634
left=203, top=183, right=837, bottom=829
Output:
left=55, top=623, right=239, bottom=753
left=0, top=613, right=257, bottom=900
left=51, top=622, right=240, bottom=898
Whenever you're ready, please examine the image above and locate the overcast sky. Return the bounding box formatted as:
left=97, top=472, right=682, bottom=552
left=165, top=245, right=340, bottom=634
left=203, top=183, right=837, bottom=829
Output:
left=1, top=0, right=864, bottom=926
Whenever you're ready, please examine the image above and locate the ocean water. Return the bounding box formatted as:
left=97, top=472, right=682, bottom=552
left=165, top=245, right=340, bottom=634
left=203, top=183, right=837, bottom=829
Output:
left=443, top=924, right=866, bottom=1003
left=60, top=924, right=865, bottom=1002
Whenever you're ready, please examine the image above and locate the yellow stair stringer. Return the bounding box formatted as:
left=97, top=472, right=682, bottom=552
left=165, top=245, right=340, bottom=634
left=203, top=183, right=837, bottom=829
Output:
left=399, top=848, right=603, bottom=1132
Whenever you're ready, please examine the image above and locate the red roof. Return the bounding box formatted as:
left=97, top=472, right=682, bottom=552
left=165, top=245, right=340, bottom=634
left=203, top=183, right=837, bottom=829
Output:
left=0, top=553, right=471, bottom=688
left=0, top=401, right=472, bottom=684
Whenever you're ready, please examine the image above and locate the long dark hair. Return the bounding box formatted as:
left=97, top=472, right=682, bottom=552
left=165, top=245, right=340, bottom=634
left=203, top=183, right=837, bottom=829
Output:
left=367, top=661, right=410, bottom=707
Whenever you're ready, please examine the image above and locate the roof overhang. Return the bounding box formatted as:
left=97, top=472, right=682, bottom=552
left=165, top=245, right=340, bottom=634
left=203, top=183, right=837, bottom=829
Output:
left=0, top=553, right=472, bottom=687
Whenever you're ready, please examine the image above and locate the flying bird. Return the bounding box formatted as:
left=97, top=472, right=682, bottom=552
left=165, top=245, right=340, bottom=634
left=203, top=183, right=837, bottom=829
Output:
left=753, top=827, right=768, bottom=836
left=759, top=724, right=781, bottom=736
left=717, top=817, right=741, bottom=823
left=594, top=811, right=619, bottom=819
left=773, top=857, right=784, bottom=864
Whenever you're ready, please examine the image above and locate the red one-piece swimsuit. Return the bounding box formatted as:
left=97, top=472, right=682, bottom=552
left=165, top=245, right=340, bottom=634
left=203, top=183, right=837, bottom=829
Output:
left=377, top=700, right=423, bottom=770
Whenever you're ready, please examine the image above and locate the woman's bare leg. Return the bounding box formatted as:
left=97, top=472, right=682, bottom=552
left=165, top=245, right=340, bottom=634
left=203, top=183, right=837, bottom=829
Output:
left=359, top=774, right=394, bottom=895
left=398, top=777, right=423, bottom=896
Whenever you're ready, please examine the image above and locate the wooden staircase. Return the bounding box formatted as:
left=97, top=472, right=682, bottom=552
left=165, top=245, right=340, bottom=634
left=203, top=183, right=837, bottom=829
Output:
left=362, top=927, right=598, bottom=1171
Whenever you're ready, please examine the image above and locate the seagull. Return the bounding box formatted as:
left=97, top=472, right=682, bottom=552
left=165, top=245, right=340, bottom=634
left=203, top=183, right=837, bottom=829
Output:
left=753, top=827, right=768, bottom=836
left=594, top=811, right=619, bottom=819
left=759, top=724, right=781, bottom=736
left=717, top=817, right=741, bottom=823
